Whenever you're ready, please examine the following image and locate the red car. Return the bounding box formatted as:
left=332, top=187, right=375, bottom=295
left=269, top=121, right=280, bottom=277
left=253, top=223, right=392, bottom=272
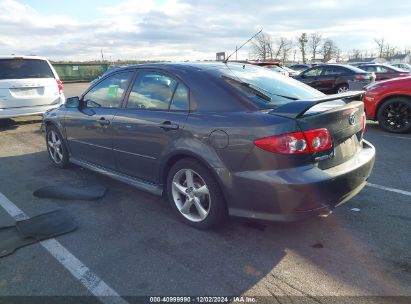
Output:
left=363, top=76, right=411, bottom=133
left=358, top=64, right=410, bottom=81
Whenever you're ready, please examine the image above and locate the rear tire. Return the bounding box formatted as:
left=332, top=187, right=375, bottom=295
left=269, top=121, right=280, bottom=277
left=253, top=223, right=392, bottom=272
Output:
left=46, top=125, right=70, bottom=168
left=377, top=97, right=411, bottom=133
left=166, top=158, right=227, bottom=229
left=336, top=84, right=349, bottom=94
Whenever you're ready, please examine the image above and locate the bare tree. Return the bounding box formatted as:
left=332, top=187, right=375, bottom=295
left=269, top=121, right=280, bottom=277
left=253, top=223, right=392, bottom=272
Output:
left=297, top=33, right=309, bottom=63
left=350, top=49, right=362, bottom=60
left=251, top=32, right=273, bottom=61
left=384, top=44, right=397, bottom=60
left=272, top=37, right=286, bottom=60
left=374, top=37, right=385, bottom=58
left=309, top=32, right=322, bottom=60
left=322, top=39, right=338, bottom=62
left=280, top=38, right=293, bottom=63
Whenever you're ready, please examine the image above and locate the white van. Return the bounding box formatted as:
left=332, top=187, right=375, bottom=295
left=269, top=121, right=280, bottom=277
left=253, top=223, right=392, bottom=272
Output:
left=0, top=56, right=65, bottom=119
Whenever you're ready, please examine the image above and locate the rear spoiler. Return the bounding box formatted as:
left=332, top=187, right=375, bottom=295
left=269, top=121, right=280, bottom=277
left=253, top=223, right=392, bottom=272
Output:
left=270, top=90, right=365, bottom=119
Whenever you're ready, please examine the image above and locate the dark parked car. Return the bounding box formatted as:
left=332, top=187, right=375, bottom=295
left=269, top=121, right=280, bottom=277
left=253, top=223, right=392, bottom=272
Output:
left=43, top=63, right=375, bottom=229
left=392, top=63, right=411, bottom=71
left=358, top=64, right=410, bottom=81
left=289, top=64, right=311, bottom=73
left=294, top=64, right=374, bottom=94
left=363, top=76, right=411, bottom=133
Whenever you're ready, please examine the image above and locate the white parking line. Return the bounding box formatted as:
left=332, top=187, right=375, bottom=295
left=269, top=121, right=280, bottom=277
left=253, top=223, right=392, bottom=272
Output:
left=367, top=182, right=411, bottom=197
left=0, top=192, right=128, bottom=304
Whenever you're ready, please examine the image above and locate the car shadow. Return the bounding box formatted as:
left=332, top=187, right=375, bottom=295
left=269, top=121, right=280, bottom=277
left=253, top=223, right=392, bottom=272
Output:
left=0, top=116, right=43, bottom=131
left=0, top=151, right=408, bottom=297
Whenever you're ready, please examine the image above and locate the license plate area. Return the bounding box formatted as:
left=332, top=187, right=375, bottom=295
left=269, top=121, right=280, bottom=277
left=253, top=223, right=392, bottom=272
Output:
left=11, top=87, right=43, bottom=97
left=318, top=135, right=360, bottom=169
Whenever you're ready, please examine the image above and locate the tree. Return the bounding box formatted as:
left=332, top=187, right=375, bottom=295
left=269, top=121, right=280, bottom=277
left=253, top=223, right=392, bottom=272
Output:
left=273, top=37, right=286, bottom=59
left=309, top=32, right=322, bottom=60
left=251, top=32, right=273, bottom=61
left=374, top=37, right=385, bottom=58
left=280, top=38, right=293, bottom=62
left=384, top=44, right=397, bottom=60
left=322, top=39, right=338, bottom=62
left=271, top=37, right=292, bottom=62
left=350, top=49, right=362, bottom=60
left=297, top=33, right=309, bottom=63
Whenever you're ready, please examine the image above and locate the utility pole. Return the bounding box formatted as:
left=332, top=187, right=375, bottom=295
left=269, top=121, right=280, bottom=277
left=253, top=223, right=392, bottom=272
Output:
left=101, top=49, right=105, bottom=62
left=235, top=46, right=238, bottom=61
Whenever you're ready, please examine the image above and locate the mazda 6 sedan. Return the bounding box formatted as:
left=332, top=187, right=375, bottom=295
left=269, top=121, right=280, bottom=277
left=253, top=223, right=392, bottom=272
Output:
left=43, top=62, right=375, bottom=229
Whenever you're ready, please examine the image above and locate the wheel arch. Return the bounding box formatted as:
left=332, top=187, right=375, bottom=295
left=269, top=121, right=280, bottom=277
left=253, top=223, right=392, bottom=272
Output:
left=334, top=81, right=349, bottom=93
left=43, top=119, right=70, bottom=153
left=376, top=94, right=411, bottom=119
left=160, top=150, right=230, bottom=205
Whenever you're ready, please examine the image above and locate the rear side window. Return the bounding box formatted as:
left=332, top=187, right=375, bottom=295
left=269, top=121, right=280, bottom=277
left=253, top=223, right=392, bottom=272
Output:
left=127, top=71, right=180, bottom=110
left=323, top=67, right=349, bottom=76
left=170, top=83, right=189, bottom=111
left=376, top=66, right=390, bottom=73
left=360, top=66, right=374, bottom=72
left=0, top=59, right=54, bottom=80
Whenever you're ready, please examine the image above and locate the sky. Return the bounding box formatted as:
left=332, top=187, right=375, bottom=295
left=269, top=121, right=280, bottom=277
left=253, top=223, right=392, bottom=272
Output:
left=0, top=0, right=410, bottom=61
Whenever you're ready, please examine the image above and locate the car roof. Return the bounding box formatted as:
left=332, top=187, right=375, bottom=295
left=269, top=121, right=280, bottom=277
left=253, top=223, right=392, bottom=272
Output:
left=0, top=55, right=49, bottom=61
left=358, top=63, right=387, bottom=66
left=111, top=62, right=262, bottom=76
left=358, top=63, right=406, bottom=71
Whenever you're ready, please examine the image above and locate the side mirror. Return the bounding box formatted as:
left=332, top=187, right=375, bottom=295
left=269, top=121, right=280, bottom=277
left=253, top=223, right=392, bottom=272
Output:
left=65, top=96, right=80, bottom=108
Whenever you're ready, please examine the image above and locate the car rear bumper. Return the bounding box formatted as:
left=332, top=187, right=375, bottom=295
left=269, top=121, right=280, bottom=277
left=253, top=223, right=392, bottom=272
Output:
left=0, top=103, right=63, bottom=119
left=224, top=140, right=376, bottom=221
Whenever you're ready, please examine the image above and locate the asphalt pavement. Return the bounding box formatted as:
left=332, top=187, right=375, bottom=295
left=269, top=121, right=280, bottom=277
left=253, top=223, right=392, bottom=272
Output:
left=0, top=83, right=410, bottom=302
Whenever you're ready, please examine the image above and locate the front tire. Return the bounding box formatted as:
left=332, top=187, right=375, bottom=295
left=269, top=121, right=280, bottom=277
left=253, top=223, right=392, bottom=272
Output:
left=166, top=158, right=227, bottom=229
left=377, top=97, right=411, bottom=133
left=46, top=125, right=69, bottom=168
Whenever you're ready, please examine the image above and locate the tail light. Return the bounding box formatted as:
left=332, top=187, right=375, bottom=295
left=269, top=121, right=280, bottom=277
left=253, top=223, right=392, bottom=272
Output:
left=355, top=74, right=369, bottom=81
left=398, top=73, right=409, bottom=77
left=56, top=79, right=63, bottom=95
left=254, top=128, right=332, bottom=155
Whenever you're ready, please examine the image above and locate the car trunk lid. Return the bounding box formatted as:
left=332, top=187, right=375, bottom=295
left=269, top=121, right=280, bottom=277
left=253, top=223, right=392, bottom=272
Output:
left=269, top=91, right=365, bottom=168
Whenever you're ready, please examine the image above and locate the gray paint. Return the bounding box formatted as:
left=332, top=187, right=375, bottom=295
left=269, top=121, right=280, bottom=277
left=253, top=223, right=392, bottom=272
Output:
left=44, top=62, right=376, bottom=221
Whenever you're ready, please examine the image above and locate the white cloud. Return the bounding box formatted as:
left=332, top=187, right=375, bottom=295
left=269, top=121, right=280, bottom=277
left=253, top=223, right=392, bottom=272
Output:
left=0, top=0, right=410, bottom=61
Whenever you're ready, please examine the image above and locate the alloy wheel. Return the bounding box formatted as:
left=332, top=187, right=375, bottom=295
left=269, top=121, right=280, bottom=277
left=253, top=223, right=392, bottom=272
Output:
left=47, top=130, right=64, bottom=164
left=171, top=168, right=211, bottom=222
left=337, top=86, right=349, bottom=93
left=381, top=101, right=411, bottom=131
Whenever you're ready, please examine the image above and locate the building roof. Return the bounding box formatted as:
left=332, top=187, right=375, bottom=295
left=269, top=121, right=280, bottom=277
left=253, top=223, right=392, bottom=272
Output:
left=391, top=54, right=409, bottom=60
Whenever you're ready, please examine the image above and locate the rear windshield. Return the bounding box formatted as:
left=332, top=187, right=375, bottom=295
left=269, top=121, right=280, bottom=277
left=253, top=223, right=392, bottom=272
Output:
left=222, top=64, right=323, bottom=109
left=0, top=59, right=54, bottom=80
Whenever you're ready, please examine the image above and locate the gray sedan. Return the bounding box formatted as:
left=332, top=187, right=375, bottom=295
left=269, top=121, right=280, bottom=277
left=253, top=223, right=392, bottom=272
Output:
left=43, top=62, right=375, bottom=229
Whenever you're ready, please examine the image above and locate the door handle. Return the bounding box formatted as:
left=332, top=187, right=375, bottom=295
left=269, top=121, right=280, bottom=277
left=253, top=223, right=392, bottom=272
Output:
left=159, top=121, right=179, bottom=130
left=98, top=117, right=111, bottom=126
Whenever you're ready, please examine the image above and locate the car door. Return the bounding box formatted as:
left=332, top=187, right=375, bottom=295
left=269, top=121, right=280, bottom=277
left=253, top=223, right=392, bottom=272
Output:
left=380, top=66, right=402, bottom=79
left=297, top=66, right=324, bottom=90
left=317, top=66, right=343, bottom=92
left=63, top=71, right=134, bottom=170
left=111, top=70, right=189, bottom=183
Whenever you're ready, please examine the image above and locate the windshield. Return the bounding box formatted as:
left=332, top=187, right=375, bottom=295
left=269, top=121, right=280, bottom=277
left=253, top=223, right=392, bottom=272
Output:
left=221, top=63, right=324, bottom=109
